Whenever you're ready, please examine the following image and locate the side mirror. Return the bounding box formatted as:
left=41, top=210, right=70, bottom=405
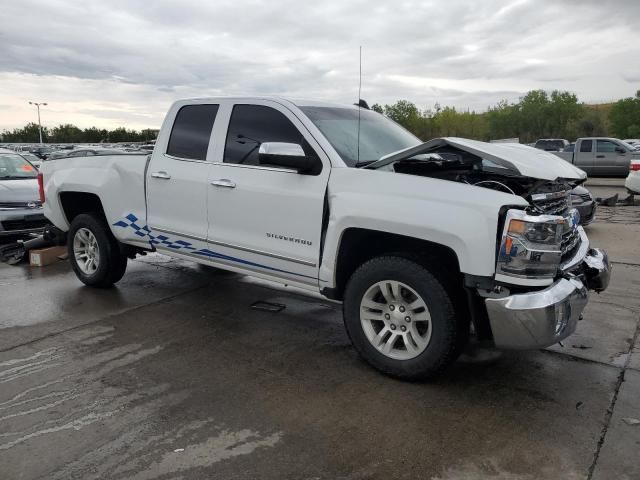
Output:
left=615, top=146, right=626, bottom=154
left=258, top=142, right=317, bottom=174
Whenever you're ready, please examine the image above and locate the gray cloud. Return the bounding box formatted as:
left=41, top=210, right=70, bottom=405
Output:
left=0, top=0, right=639, bottom=129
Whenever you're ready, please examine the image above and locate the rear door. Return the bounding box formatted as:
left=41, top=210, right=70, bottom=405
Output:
left=574, top=139, right=594, bottom=174
left=205, top=100, right=330, bottom=287
left=146, top=103, right=219, bottom=242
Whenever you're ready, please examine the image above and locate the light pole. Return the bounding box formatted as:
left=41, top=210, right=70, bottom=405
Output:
left=29, top=101, right=47, bottom=144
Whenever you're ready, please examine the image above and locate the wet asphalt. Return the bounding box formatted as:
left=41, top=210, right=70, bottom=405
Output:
left=1, top=182, right=639, bottom=479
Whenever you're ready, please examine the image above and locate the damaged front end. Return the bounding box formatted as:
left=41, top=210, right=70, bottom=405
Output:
left=366, top=137, right=611, bottom=349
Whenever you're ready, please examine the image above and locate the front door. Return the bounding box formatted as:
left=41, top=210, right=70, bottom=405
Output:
left=206, top=101, right=330, bottom=286
left=595, top=139, right=628, bottom=176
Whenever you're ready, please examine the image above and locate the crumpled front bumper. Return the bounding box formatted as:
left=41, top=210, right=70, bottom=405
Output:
left=485, top=248, right=610, bottom=349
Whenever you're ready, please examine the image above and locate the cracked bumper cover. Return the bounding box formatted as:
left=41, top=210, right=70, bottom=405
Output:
left=486, top=248, right=610, bottom=349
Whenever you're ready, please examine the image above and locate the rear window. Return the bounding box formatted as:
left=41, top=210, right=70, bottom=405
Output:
left=0, top=153, right=38, bottom=178
left=579, top=140, right=593, bottom=153
left=167, top=104, right=219, bottom=160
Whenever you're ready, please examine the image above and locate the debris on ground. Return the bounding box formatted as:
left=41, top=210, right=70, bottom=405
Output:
left=622, top=418, right=640, bottom=426
left=0, top=242, right=27, bottom=265
left=596, top=194, right=619, bottom=206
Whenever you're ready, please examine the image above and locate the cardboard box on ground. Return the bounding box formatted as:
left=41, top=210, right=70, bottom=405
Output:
left=30, top=246, right=68, bottom=267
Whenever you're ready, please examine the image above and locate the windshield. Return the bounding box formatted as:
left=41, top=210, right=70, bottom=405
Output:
left=0, top=153, right=38, bottom=179
left=300, top=106, right=421, bottom=166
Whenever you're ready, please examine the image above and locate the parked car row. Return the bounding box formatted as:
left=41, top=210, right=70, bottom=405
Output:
left=1, top=141, right=155, bottom=162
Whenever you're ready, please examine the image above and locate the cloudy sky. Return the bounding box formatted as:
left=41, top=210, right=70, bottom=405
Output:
left=1, top=0, right=639, bottom=130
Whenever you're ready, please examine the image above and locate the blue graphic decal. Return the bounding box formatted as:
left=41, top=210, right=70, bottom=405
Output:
left=113, top=214, right=316, bottom=280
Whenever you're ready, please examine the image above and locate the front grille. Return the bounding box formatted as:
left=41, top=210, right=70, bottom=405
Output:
left=0, top=201, right=42, bottom=209
left=1, top=217, right=48, bottom=232
left=561, top=227, right=581, bottom=261
left=530, top=189, right=582, bottom=263
left=531, top=191, right=570, bottom=216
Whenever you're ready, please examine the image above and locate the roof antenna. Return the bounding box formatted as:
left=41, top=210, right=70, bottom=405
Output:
left=357, top=45, right=362, bottom=164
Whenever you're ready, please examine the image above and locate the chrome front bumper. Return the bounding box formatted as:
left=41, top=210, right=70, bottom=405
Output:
left=485, top=248, right=610, bottom=349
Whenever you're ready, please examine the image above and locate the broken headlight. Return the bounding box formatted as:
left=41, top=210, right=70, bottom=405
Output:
left=496, top=209, right=564, bottom=281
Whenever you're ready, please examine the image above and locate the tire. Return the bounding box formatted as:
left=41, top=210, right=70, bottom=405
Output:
left=343, top=256, right=467, bottom=380
left=67, top=213, right=127, bottom=288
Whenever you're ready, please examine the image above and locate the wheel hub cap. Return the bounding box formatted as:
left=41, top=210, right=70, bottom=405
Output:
left=360, top=280, right=432, bottom=360
left=73, top=227, right=100, bottom=275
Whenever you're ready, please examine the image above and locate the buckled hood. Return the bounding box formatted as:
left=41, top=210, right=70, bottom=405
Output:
left=367, top=137, right=587, bottom=182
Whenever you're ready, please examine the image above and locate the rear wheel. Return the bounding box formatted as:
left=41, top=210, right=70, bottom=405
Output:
left=68, top=213, right=127, bottom=288
left=343, top=256, right=467, bottom=380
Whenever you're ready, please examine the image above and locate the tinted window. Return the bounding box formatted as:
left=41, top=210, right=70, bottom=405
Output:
left=579, top=140, right=593, bottom=153
left=167, top=104, right=219, bottom=160
left=596, top=140, right=617, bottom=153
left=224, top=105, right=305, bottom=166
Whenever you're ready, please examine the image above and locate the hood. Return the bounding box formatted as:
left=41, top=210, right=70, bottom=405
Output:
left=0, top=178, right=40, bottom=203
left=368, top=137, right=587, bottom=182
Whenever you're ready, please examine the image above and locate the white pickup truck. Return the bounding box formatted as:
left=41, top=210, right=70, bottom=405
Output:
left=39, top=97, right=610, bottom=379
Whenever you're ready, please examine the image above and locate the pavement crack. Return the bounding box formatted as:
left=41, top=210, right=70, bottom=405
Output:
left=587, top=312, right=640, bottom=479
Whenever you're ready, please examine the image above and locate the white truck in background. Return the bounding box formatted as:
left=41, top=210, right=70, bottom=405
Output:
left=39, top=97, right=610, bottom=380
left=553, top=137, right=639, bottom=176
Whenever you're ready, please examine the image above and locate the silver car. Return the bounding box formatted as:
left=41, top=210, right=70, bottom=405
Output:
left=0, top=151, right=47, bottom=238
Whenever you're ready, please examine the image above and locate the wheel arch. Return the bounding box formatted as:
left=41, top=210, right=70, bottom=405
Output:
left=59, top=191, right=107, bottom=225
left=325, top=228, right=462, bottom=301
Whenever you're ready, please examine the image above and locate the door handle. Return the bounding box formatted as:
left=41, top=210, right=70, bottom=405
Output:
left=151, top=171, right=171, bottom=179
left=595, top=155, right=605, bottom=158
left=211, top=179, right=236, bottom=188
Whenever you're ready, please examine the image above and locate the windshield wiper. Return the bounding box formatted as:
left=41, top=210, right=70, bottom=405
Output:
left=0, top=176, right=35, bottom=180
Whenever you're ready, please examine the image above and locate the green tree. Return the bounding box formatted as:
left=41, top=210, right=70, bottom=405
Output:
left=50, top=124, right=84, bottom=143
left=486, top=101, right=519, bottom=141
left=609, top=91, right=640, bottom=138
left=1, top=123, right=48, bottom=142
left=383, top=100, right=421, bottom=131
left=576, top=108, right=607, bottom=137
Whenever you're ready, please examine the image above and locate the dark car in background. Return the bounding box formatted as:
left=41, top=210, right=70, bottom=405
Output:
left=29, top=146, right=54, bottom=159
left=570, top=185, right=596, bottom=226
left=534, top=139, right=570, bottom=152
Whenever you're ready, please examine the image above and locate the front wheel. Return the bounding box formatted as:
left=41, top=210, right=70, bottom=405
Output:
left=343, top=256, right=467, bottom=380
left=68, top=213, right=127, bottom=288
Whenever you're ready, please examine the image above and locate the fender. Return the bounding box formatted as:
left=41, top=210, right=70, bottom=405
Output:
left=319, top=168, right=528, bottom=290
left=41, top=154, right=149, bottom=245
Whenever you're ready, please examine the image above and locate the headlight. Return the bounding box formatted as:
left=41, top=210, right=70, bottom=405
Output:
left=497, top=209, right=564, bottom=280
